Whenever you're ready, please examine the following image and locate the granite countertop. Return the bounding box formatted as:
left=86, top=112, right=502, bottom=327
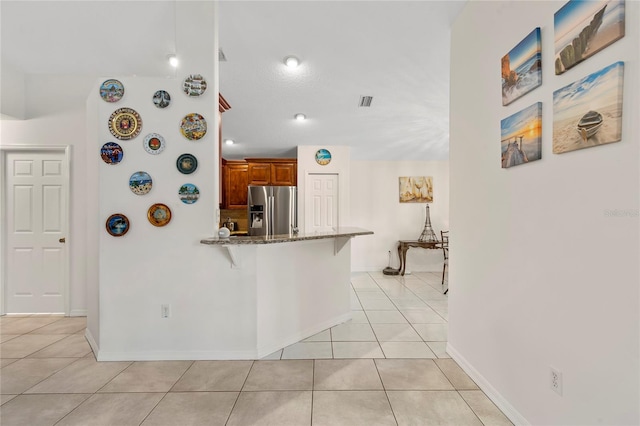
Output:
left=201, top=227, right=373, bottom=245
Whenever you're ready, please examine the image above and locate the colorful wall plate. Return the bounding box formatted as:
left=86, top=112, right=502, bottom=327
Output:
left=180, top=113, right=207, bottom=140
left=148, top=203, right=172, bottom=227
left=152, top=90, right=171, bottom=108
left=109, top=107, right=142, bottom=140
left=315, top=149, right=332, bottom=165
left=106, top=213, right=130, bottom=236
left=182, top=74, right=207, bottom=97
left=129, top=171, right=152, bottom=195
left=100, top=79, right=124, bottom=103
left=143, top=133, right=166, bottom=155
left=178, top=183, right=200, bottom=204
left=176, top=153, right=198, bottom=174
left=100, top=142, right=123, bottom=164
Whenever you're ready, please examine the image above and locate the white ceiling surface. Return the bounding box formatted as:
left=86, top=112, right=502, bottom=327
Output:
left=1, top=1, right=465, bottom=161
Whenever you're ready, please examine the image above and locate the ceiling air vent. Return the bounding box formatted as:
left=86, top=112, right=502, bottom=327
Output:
left=218, top=49, right=227, bottom=62
left=358, top=96, right=373, bottom=107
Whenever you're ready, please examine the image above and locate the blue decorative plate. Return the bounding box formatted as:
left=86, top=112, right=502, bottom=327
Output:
left=106, top=213, right=129, bottom=236
left=315, top=149, right=332, bottom=165
left=100, top=79, right=124, bottom=103
left=178, top=183, right=200, bottom=204
left=129, top=171, right=152, bottom=195
left=100, top=142, right=123, bottom=164
left=176, top=153, right=198, bottom=174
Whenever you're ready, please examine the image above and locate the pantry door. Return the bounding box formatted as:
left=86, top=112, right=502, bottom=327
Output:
left=305, top=173, right=339, bottom=233
left=2, top=147, right=70, bottom=314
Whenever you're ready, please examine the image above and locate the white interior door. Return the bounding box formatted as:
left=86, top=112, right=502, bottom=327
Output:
left=305, top=173, right=339, bottom=233
left=3, top=149, right=68, bottom=314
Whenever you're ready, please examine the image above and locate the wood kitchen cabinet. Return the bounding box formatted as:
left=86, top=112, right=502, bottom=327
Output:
left=221, top=158, right=297, bottom=209
left=223, top=160, right=249, bottom=209
left=246, top=158, right=297, bottom=186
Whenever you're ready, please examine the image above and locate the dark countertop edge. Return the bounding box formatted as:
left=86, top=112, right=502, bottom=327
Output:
left=201, top=228, right=374, bottom=245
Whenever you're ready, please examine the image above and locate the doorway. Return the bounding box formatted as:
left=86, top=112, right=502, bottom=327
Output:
left=305, top=173, right=339, bottom=233
left=1, top=146, right=70, bottom=314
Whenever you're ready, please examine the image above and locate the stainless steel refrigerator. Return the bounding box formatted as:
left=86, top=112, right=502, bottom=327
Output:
left=248, top=185, right=297, bottom=236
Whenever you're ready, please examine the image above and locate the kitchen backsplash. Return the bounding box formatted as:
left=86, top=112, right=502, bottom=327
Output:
left=220, top=209, right=248, bottom=232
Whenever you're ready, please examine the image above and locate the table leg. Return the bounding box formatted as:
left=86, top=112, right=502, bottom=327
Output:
left=398, top=244, right=408, bottom=276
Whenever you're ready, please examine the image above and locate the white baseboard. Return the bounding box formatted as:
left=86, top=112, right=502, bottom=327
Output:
left=447, top=343, right=530, bottom=426
left=95, top=349, right=260, bottom=361
left=85, top=329, right=99, bottom=357
left=69, top=309, right=87, bottom=317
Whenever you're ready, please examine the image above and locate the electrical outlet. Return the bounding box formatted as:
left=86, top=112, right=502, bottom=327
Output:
left=161, top=304, right=170, bottom=318
left=550, top=367, right=563, bottom=395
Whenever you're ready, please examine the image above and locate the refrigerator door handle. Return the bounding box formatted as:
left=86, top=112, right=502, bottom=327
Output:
left=269, top=195, right=275, bottom=236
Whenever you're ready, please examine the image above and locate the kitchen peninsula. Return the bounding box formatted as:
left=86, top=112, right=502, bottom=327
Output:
left=201, top=227, right=373, bottom=358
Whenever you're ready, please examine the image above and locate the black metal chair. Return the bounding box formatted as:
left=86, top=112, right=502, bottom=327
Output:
left=440, top=230, right=449, bottom=294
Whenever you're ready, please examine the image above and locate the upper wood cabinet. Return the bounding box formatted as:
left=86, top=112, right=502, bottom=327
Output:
left=223, top=160, right=249, bottom=209
left=246, top=158, right=297, bottom=186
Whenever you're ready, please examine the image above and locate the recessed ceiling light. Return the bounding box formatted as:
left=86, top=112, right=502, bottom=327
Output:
left=224, top=139, right=234, bottom=145
left=294, top=113, right=306, bottom=121
left=167, top=54, right=178, bottom=67
left=284, top=56, right=300, bottom=68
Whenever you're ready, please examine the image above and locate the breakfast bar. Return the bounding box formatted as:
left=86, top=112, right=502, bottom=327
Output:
left=201, top=227, right=373, bottom=358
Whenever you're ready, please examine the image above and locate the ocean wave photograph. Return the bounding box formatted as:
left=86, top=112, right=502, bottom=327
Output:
left=501, top=28, right=542, bottom=106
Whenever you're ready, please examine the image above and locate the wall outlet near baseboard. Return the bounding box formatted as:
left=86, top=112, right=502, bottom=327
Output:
left=550, top=367, right=563, bottom=395
left=161, top=304, right=170, bottom=318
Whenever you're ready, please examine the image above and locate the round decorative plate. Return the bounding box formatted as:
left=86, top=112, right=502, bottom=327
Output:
left=180, top=113, right=207, bottom=140
left=106, top=213, right=130, bottom=237
left=147, top=203, right=172, bottom=227
left=315, top=149, right=332, bottom=165
left=100, top=142, right=123, bottom=165
left=143, top=133, right=166, bottom=155
left=129, top=171, right=152, bottom=195
left=176, top=153, right=198, bottom=174
left=182, top=74, right=207, bottom=97
left=152, top=90, right=171, bottom=108
left=178, top=183, right=200, bottom=204
left=99, top=79, right=124, bottom=103
left=109, top=107, right=142, bottom=140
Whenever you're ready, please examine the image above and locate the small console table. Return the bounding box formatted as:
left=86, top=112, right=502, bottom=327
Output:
left=397, top=240, right=440, bottom=276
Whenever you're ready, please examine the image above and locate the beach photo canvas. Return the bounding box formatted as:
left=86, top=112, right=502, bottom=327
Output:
left=399, top=176, right=433, bottom=203
left=553, top=61, right=624, bottom=154
left=501, top=102, right=542, bottom=168
left=501, top=28, right=542, bottom=106
left=554, top=0, right=625, bottom=75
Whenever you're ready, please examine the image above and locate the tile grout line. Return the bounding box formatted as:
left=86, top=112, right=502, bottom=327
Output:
left=224, top=360, right=255, bottom=426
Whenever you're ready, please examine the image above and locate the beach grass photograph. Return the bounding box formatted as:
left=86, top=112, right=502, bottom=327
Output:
left=553, top=61, right=624, bottom=154
left=554, top=0, right=625, bottom=75
left=501, top=102, right=542, bottom=168
left=501, top=27, right=542, bottom=106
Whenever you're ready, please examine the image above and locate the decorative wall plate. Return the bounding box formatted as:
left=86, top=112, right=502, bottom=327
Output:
left=109, top=107, right=142, bottom=140
left=106, top=213, right=130, bottom=236
left=100, top=142, right=123, bottom=164
left=180, top=113, right=207, bottom=140
left=315, top=149, right=332, bottom=165
left=100, top=79, right=124, bottom=103
left=178, top=183, right=200, bottom=204
left=152, top=90, right=171, bottom=108
left=147, top=203, right=172, bottom=227
left=176, top=153, right=198, bottom=174
left=182, top=74, right=207, bottom=97
left=129, top=171, right=152, bottom=195
left=143, top=133, right=166, bottom=155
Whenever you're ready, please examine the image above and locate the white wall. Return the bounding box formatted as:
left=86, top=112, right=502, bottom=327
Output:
left=350, top=160, right=449, bottom=272
left=0, top=60, right=25, bottom=119
left=449, top=1, right=639, bottom=425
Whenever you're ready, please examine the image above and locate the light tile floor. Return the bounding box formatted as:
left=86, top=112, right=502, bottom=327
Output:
left=0, top=271, right=513, bottom=425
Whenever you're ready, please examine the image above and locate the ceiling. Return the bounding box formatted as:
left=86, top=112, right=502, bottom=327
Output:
left=1, top=1, right=465, bottom=161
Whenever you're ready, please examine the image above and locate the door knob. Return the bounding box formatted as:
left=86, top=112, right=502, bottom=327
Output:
left=59, top=237, right=66, bottom=243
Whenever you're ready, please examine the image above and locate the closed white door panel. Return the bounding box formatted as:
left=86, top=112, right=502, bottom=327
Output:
left=5, top=151, right=67, bottom=313
left=305, top=174, right=338, bottom=233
